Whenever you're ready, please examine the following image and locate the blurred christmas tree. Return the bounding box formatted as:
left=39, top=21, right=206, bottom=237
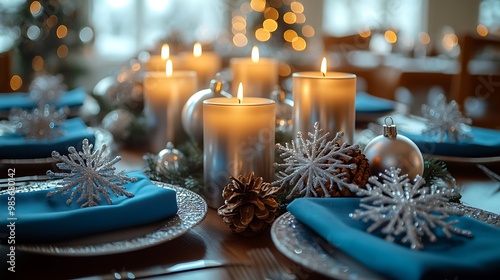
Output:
left=1, top=0, right=91, bottom=91
left=231, top=0, right=314, bottom=53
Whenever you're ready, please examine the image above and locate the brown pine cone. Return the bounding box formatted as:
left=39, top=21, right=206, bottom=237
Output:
left=315, top=144, right=371, bottom=197
left=217, top=172, right=279, bottom=237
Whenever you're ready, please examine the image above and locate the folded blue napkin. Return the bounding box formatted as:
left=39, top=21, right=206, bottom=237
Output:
left=400, top=126, right=500, bottom=157
left=0, top=88, right=86, bottom=111
left=288, top=198, right=500, bottom=280
left=0, top=171, right=178, bottom=243
left=0, top=117, right=95, bottom=159
left=356, top=92, right=395, bottom=113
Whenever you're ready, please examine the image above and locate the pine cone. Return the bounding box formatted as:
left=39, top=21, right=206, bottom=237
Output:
left=218, top=172, right=279, bottom=237
left=316, top=144, right=371, bottom=197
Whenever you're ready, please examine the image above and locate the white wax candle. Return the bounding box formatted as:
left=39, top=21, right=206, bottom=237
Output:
left=143, top=61, right=197, bottom=152
left=203, top=85, right=275, bottom=208
left=293, top=58, right=356, bottom=143
left=179, top=43, right=221, bottom=90
left=145, top=44, right=180, bottom=72
left=230, top=46, right=278, bottom=98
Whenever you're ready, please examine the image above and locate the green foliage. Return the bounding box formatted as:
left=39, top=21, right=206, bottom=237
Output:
left=143, top=140, right=204, bottom=196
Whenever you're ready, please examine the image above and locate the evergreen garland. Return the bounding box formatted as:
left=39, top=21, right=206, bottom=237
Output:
left=143, top=133, right=458, bottom=209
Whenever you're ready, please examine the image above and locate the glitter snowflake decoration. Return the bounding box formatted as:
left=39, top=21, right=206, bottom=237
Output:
left=9, top=105, right=66, bottom=140
left=273, top=122, right=359, bottom=199
left=421, top=93, right=472, bottom=143
left=46, top=139, right=137, bottom=208
left=350, top=167, right=472, bottom=250
left=29, top=73, right=67, bottom=105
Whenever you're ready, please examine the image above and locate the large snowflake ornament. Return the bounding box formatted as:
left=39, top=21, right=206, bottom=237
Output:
left=273, top=122, right=359, bottom=199
left=46, top=139, right=137, bottom=208
left=421, top=93, right=472, bottom=143
left=29, top=73, right=67, bottom=105
left=351, top=167, right=472, bottom=250
left=9, top=105, right=66, bottom=140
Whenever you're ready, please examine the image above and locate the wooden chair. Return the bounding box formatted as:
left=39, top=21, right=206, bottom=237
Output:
left=451, top=33, right=500, bottom=129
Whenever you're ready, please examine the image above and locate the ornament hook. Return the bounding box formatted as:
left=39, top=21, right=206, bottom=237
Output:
left=383, top=116, right=397, bottom=138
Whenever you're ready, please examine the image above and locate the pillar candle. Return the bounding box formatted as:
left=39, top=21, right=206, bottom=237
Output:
left=179, top=42, right=221, bottom=90
left=145, top=44, right=180, bottom=72
left=203, top=84, right=275, bottom=208
left=293, top=58, right=356, bottom=143
left=230, top=46, right=278, bottom=98
left=143, top=60, right=197, bottom=152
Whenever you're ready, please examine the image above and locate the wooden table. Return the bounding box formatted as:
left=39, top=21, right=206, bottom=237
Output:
left=1, top=148, right=499, bottom=280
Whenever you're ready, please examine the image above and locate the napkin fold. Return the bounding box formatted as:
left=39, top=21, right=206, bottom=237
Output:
left=355, top=92, right=395, bottom=113
left=288, top=198, right=500, bottom=280
left=0, top=117, right=96, bottom=159
left=400, top=126, right=500, bottom=157
left=0, top=171, right=178, bottom=243
left=0, top=88, right=86, bottom=111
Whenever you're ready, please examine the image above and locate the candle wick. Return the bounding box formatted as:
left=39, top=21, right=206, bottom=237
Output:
left=322, top=72, right=326, bottom=77
left=238, top=99, right=241, bottom=104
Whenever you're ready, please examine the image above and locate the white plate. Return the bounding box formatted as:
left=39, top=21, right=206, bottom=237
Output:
left=271, top=206, right=499, bottom=280
left=4, top=182, right=207, bottom=256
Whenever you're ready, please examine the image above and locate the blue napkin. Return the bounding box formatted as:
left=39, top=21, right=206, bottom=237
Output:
left=356, top=92, right=395, bottom=113
left=288, top=198, right=500, bottom=280
left=0, top=88, right=86, bottom=111
left=0, top=171, right=178, bottom=243
left=400, top=126, right=500, bottom=157
left=0, top=117, right=95, bottom=159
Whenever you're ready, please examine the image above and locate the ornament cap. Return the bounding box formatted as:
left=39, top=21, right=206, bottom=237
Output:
left=383, top=116, right=397, bottom=138
left=209, top=79, right=223, bottom=94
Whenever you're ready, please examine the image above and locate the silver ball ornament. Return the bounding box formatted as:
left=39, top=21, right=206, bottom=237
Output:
left=101, top=109, right=134, bottom=142
left=364, top=117, right=424, bottom=179
left=181, top=77, right=231, bottom=145
left=156, top=142, right=185, bottom=174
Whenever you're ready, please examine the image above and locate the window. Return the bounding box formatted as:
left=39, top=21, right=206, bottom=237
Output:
left=90, top=0, right=227, bottom=57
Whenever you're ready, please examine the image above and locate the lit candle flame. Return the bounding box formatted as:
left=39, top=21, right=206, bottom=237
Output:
left=237, top=82, right=243, bottom=104
left=166, top=59, right=173, bottom=77
left=193, top=42, right=202, bottom=57
left=251, top=46, right=259, bottom=63
left=321, top=57, right=327, bottom=77
left=161, top=44, right=170, bottom=60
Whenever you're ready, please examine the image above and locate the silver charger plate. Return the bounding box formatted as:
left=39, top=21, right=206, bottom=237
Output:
left=2, top=181, right=207, bottom=256
left=271, top=206, right=500, bottom=280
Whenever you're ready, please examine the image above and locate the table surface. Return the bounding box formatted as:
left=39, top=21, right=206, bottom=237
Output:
left=1, top=147, right=499, bottom=280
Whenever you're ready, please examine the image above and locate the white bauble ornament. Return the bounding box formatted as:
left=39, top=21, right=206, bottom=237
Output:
left=181, top=77, right=231, bottom=145
left=364, top=117, right=424, bottom=179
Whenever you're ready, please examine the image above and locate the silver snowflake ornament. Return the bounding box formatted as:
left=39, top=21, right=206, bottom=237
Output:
left=273, top=122, right=359, bottom=199
left=421, top=93, right=472, bottom=143
left=9, top=105, right=67, bottom=140
left=351, top=167, right=472, bottom=250
left=46, top=139, right=137, bottom=208
left=29, top=73, right=68, bottom=105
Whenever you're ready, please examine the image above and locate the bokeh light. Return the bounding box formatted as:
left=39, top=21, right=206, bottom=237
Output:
left=263, top=19, right=278, bottom=32
left=250, top=0, right=266, bottom=12
left=418, top=32, right=430, bottom=45
left=255, top=28, right=271, bottom=42
left=283, top=12, right=297, bottom=24
left=302, top=25, right=315, bottom=37
left=27, top=25, right=41, bottom=40
left=10, top=75, right=22, bottom=91
left=79, top=27, right=94, bottom=43
left=476, top=24, right=488, bottom=37
left=56, top=25, right=68, bottom=39
left=278, top=62, right=291, bottom=77
left=384, top=30, right=398, bottom=44
left=264, top=7, right=279, bottom=20
left=32, top=56, right=44, bottom=71
left=57, top=45, right=69, bottom=58
left=292, top=37, right=306, bottom=51
left=290, top=2, right=304, bottom=13
left=233, top=33, right=248, bottom=47
left=30, top=1, right=43, bottom=17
